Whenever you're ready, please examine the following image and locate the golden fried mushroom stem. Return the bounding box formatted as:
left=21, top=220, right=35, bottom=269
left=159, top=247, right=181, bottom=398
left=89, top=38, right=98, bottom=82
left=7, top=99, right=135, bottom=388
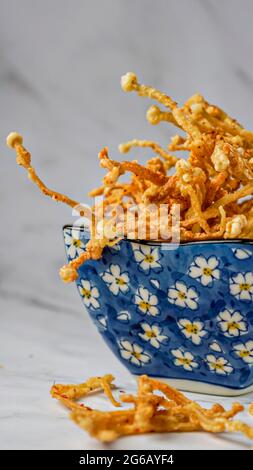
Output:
left=99, top=147, right=168, bottom=186
left=120, top=73, right=202, bottom=139
left=7, top=132, right=108, bottom=284
left=169, top=135, right=190, bottom=151
left=118, top=138, right=177, bottom=166
left=6, top=132, right=85, bottom=213
left=51, top=374, right=119, bottom=409
left=100, top=377, right=121, bottom=407
left=59, top=264, right=79, bottom=283
left=139, top=374, right=191, bottom=405
left=173, top=107, right=202, bottom=139
left=51, top=374, right=253, bottom=443
left=225, top=420, right=253, bottom=440
left=59, top=238, right=106, bottom=283
left=121, top=72, right=177, bottom=110
left=146, top=105, right=179, bottom=127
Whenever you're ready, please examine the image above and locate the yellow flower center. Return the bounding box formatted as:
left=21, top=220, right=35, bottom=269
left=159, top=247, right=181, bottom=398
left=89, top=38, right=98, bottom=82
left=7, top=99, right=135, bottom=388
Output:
left=185, top=324, right=199, bottom=334
left=82, top=288, right=91, bottom=299
left=178, top=358, right=191, bottom=366
left=239, top=283, right=251, bottom=291
left=210, top=362, right=224, bottom=370
left=215, top=363, right=224, bottom=370
left=116, top=277, right=126, bottom=286
left=132, top=351, right=141, bottom=359
left=144, top=254, right=155, bottom=264
left=178, top=291, right=186, bottom=300
left=227, top=321, right=240, bottom=331
left=73, top=239, right=82, bottom=247
left=203, top=267, right=213, bottom=276
left=239, top=350, right=250, bottom=358
left=139, top=301, right=150, bottom=311
left=146, top=331, right=156, bottom=338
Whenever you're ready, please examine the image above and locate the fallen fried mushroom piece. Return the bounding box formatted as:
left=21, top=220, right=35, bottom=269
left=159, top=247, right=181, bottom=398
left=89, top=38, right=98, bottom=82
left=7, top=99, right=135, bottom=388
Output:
left=7, top=72, right=253, bottom=282
left=50, top=374, right=253, bottom=443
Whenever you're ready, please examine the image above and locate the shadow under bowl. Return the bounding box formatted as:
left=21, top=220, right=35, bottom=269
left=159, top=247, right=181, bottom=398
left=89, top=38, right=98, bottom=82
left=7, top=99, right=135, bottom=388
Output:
left=63, top=225, right=253, bottom=396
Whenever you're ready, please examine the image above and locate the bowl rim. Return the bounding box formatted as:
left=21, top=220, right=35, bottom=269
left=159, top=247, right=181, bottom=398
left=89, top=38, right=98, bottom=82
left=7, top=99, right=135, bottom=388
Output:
left=63, top=224, right=253, bottom=247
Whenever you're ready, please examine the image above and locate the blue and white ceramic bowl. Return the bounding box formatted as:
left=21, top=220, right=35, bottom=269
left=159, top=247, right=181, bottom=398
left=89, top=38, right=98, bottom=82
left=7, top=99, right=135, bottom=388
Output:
left=63, top=225, right=253, bottom=396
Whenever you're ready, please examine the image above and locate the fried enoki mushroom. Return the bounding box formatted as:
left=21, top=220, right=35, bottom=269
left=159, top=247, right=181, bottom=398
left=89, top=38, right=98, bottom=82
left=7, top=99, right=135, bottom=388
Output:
left=51, top=374, right=121, bottom=409
left=50, top=373, right=253, bottom=443
left=6, top=133, right=83, bottom=212
left=7, top=72, right=253, bottom=282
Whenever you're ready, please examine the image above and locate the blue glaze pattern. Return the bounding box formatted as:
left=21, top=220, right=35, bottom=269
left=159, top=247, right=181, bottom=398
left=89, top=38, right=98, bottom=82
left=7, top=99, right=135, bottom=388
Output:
left=63, top=226, right=253, bottom=390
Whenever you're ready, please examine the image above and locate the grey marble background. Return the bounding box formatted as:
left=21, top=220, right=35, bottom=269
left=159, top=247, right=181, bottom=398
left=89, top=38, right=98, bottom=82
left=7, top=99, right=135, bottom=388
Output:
left=1, top=0, right=253, bottom=449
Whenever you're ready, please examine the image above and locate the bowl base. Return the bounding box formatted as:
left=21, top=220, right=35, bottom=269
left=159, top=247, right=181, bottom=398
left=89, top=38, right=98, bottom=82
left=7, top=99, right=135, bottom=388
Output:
left=132, top=375, right=253, bottom=396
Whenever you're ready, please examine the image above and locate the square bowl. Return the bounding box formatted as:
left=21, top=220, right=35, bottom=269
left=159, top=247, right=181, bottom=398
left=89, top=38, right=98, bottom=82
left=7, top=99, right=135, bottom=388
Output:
left=63, top=225, right=253, bottom=396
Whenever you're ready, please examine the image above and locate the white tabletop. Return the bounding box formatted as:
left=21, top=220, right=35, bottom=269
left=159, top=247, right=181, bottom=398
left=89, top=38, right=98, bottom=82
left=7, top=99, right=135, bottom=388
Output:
left=1, top=295, right=253, bottom=450
left=1, top=0, right=253, bottom=450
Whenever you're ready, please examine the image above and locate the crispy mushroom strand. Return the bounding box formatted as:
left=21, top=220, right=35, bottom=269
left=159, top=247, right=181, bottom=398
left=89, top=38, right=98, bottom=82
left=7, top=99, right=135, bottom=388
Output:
left=7, top=72, right=253, bottom=282
left=50, top=374, right=253, bottom=443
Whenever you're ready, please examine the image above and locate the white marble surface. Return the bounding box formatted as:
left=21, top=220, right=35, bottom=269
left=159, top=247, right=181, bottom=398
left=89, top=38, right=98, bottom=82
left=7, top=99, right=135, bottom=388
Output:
left=1, top=0, right=253, bottom=450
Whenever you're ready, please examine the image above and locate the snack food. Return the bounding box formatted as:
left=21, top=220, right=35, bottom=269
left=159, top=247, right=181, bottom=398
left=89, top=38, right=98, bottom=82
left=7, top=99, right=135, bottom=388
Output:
left=51, top=374, right=253, bottom=443
left=7, top=73, right=253, bottom=283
